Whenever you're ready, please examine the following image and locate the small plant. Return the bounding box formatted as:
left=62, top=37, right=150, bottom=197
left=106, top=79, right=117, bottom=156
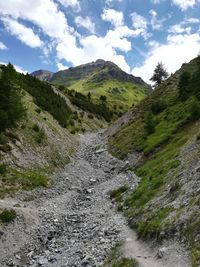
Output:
left=88, top=114, right=94, bottom=119
left=0, top=209, right=16, bottom=223
left=0, top=164, right=7, bottom=175
left=32, top=123, right=40, bottom=132
left=35, top=128, right=46, bottom=144
left=110, top=185, right=129, bottom=202
left=35, top=108, right=41, bottom=114
left=196, top=132, right=200, bottom=141
left=69, top=119, right=75, bottom=126
left=145, top=112, right=157, bottom=135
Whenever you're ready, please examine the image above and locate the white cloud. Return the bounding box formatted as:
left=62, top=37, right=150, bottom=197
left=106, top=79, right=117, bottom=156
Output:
left=104, top=26, right=134, bottom=52
left=131, top=12, right=151, bottom=39
left=168, top=24, right=191, bottom=34
left=132, top=33, right=200, bottom=83
left=57, top=0, right=80, bottom=12
left=75, top=16, right=95, bottom=33
left=151, top=0, right=163, bottom=3
left=172, top=0, right=197, bottom=10
left=0, top=0, right=131, bottom=73
left=0, top=41, right=7, bottom=50
left=131, top=12, right=147, bottom=30
left=56, top=33, right=130, bottom=72
left=57, top=62, right=69, bottom=70
left=149, top=9, right=164, bottom=30
left=183, top=17, right=200, bottom=24
left=2, top=17, right=43, bottom=48
left=101, top=8, right=124, bottom=27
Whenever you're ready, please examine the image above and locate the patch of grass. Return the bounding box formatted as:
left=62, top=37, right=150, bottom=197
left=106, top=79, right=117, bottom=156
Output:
left=137, top=207, right=173, bottom=240
left=0, top=168, right=48, bottom=198
left=102, top=243, right=139, bottom=267
left=109, top=97, right=193, bottom=158
left=191, top=247, right=200, bottom=267
left=0, top=209, right=16, bottom=223
left=184, top=214, right=200, bottom=267
left=110, top=185, right=129, bottom=202
left=0, top=164, right=7, bottom=175
left=124, top=131, right=188, bottom=211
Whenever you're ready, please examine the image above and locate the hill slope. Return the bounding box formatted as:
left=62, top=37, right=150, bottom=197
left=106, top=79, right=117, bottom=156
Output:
left=0, top=64, right=106, bottom=198
left=107, top=56, right=200, bottom=267
left=32, top=59, right=151, bottom=113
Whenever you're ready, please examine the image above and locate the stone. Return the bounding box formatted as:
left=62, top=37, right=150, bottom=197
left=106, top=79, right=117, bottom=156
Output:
left=157, top=247, right=167, bottom=258
left=38, top=256, right=48, bottom=266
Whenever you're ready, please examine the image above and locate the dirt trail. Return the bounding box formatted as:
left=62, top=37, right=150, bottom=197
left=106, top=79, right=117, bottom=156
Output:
left=0, top=133, right=191, bottom=267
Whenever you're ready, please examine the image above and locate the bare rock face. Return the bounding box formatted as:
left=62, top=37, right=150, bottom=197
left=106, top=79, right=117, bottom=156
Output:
left=31, top=70, right=54, bottom=81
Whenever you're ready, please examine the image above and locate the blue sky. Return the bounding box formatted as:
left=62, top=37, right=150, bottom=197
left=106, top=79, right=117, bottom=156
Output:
left=0, top=0, right=200, bottom=82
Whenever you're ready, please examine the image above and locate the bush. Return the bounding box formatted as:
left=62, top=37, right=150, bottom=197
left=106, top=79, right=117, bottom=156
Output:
left=35, top=108, right=41, bottom=114
left=0, top=209, right=16, bottom=223
left=145, top=112, right=157, bottom=135
left=88, top=114, right=94, bottom=119
left=35, top=128, right=46, bottom=144
left=18, top=72, right=72, bottom=127
left=151, top=100, right=166, bottom=114
left=178, top=71, right=191, bottom=101
left=190, top=97, right=200, bottom=121
left=69, top=119, right=75, bottom=126
left=0, top=164, right=7, bottom=175
left=0, top=63, right=25, bottom=133
left=32, top=124, right=40, bottom=132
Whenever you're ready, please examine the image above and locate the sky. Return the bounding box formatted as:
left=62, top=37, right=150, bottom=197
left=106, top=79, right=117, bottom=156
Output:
left=0, top=0, right=200, bottom=83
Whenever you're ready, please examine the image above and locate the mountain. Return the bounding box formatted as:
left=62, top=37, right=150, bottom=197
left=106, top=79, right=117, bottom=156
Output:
left=31, top=69, right=54, bottom=81
left=31, top=59, right=151, bottom=113
left=106, top=56, right=200, bottom=266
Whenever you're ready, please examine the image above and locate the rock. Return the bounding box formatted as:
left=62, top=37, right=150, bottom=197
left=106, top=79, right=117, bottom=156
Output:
left=0, top=230, right=4, bottom=237
left=15, top=254, right=21, bottom=260
left=157, top=247, right=167, bottom=258
left=95, top=149, right=107, bottom=154
left=37, top=256, right=48, bottom=266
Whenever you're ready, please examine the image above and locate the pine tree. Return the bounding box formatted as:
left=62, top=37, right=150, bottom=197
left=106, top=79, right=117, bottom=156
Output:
left=150, top=62, right=168, bottom=87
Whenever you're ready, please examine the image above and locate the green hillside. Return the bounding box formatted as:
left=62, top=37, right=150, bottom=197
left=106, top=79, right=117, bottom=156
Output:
left=0, top=64, right=106, bottom=198
left=48, top=59, right=151, bottom=113
left=108, top=56, right=200, bottom=266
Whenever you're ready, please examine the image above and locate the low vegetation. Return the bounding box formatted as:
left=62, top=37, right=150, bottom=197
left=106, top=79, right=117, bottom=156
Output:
left=0, top=63, right=25, bottom=133
left=0, top=167, right=48, bottom=198
left=102, top=243, right=138, bottom=267
left=108, top=56, right=200, bottom=266
left=0, top=209, right=17, bottom=223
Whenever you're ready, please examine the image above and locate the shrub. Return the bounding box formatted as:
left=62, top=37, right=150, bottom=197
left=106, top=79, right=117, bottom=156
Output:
left=0, top=209, right=16, bottom=223
left=69, top=119, right=75, bottom=126
left=35, top=108, right=41, bottom=114
left=32, top=123, right=40, bottom=132
left=178, top=71, right=191, bottom=101
left=110, top=185, right=129, bottom=202
left=88, top=114, right=94, bottom=119
left=151, top=100, right=166, bottom=114
left=0, top=164, right=7, bottom=175
left=35, top=128, right=46, bottom=144
left=145, top=112, right=157, bottom=135
left=190, top=97, right=200, bottom=121
left=0, top=63, right=25, bottom=133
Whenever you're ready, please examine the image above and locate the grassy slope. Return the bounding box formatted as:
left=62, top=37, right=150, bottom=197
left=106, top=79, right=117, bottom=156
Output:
left=0, top=72, right=105, bottom=199
left=69, top=79, right=148, bottom=111
left=108, top=57, right=200, bottom=266
left=51, top=62, right=150, bottom=113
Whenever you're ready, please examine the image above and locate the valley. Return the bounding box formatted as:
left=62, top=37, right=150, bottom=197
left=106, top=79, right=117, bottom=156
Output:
left=0, top=132, right=190, bottom=267
left=1, top=56, right=200, bottom=267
